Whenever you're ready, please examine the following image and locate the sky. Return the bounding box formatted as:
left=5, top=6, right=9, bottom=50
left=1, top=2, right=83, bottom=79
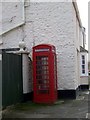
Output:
left=77, top=0, right=89, bottom=49
left=77, top=0, right=88, bottom=28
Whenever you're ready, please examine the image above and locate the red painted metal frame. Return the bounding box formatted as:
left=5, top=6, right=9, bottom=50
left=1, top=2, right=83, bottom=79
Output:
left=33, top=44, right=57, bottom=103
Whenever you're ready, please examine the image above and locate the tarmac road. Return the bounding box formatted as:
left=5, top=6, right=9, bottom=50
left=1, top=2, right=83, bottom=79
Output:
left=2, top=90, right=89, bottom=119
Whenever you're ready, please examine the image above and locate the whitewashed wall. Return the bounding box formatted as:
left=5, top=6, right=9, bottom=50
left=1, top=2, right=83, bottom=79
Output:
left=2, top=27, right=23, bottom=49
left=80, top=77, right=88, bottom=85
left=70, top=2, right=81, bottom=89
left=1, top=1, right=24, bottom=35
left=25, top=2, right=78, bottom=90
left=79, top=28, right=83, bottom=48
left=22, top=54, right=32, bottom=93
left=1, top=2, right=82, bottom=90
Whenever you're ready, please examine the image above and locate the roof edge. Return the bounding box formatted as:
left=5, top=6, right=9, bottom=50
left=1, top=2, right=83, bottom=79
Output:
left=72, top=1, right=82, bottom=28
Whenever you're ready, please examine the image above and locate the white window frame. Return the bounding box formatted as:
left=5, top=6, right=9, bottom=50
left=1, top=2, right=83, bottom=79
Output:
left=80, top=53, right=88, bottom=76
left=81, top=55, right=85, bottom=74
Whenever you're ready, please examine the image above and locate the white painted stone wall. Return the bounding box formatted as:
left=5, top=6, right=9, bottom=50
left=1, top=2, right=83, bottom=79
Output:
left=80, top=77, right=88, bottom=85
left=79, top=28, right=84, bottom=48
left=71, top=3, right=83, bottom=88
left=1, top=1, right=24, bottom=35
left=25, top=2, right=78, bottom=90
left=1, top=2, right=83, bottom=90
left=2, top=26, right=23, bottom=49
left=22, top=53, right=33, bottom=93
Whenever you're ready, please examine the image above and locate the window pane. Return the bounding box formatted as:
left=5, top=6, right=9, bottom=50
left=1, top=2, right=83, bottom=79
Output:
left=82, top=65, right=85, bottom=69
left=82, top=55, right=85, bottom=60
left=38, top=90, right=49, bottom=94
left=82, top=70, right=85, bottom=74
left=82, top=60, right=85, bottom=64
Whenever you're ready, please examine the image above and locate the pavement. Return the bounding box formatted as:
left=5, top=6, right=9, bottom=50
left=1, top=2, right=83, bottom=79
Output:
left=1, top=90, right=90, bottom=119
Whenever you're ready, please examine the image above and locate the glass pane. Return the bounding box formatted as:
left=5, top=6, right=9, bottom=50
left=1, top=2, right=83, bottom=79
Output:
left=41, top=57, right=48, bottom=60
left=38, top=80, right=43, bottom=84
left=82, top=60, right=85, bottom=64
left=36, top=61, right=41, bottom=65
left=82, top=70, right=85, bottom=74
left=38, top=90, right=49, bottom=94
left=82, top=55, right=85, bottom=60
left=38, top=79, right=48, bottom=84
left=42, top=61, right=48, bottom=65
left=36, top=75, right=42, bottom=79
left=82, top=65, right=85, bottom=69
left=36, top=56, right=48, bottom=61
left=36, top=70, right=49, bottom=74
left=42, top=66, right=48, bottom=70
left=36, top=70, right=42, bottom=74
left=43, top=75, right=49, bottom=79
left=36, top=56, right=41, bottom=60
left=36, top=65, right=42, bottom=69
left=38, top=85, right=49, bottom=89
left=36, top=56, right=49, bottom=94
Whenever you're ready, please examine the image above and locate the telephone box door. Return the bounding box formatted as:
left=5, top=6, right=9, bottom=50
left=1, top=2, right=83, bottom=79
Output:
left=33, top=44, right=57, bottom=103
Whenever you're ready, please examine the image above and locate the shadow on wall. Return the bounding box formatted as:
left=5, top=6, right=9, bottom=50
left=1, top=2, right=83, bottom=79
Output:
left=88, top=62, right=90, bottom=76
left=23, top=57, right=33, bottom=102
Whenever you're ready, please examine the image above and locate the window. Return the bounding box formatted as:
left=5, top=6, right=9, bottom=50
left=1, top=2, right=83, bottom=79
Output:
left=81, top=55, right=85, bottom=74
left=36, top=56, right=49, bottom=94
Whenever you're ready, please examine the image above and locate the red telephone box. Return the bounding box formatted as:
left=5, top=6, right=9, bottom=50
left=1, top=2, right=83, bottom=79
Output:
left=33, top=44, right=57, bottom=103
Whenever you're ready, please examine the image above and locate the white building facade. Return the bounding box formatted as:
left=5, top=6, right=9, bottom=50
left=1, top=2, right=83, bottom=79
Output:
left=0, top=0, right=89, bottom=99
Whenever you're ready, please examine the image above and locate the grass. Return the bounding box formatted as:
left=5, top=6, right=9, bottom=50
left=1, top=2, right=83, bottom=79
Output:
left=12, top=102, right=49, bottom=111
left=9, top=100, right=65, bottom=111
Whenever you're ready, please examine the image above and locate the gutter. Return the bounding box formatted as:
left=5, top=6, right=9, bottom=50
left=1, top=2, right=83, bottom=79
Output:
left=72, top=1, right=82, bottom=28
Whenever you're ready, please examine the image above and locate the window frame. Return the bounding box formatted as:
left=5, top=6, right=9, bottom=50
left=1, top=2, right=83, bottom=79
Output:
left=81, top=55, right=85, bottom=74
left=80, top=53, right=88, bottom=76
